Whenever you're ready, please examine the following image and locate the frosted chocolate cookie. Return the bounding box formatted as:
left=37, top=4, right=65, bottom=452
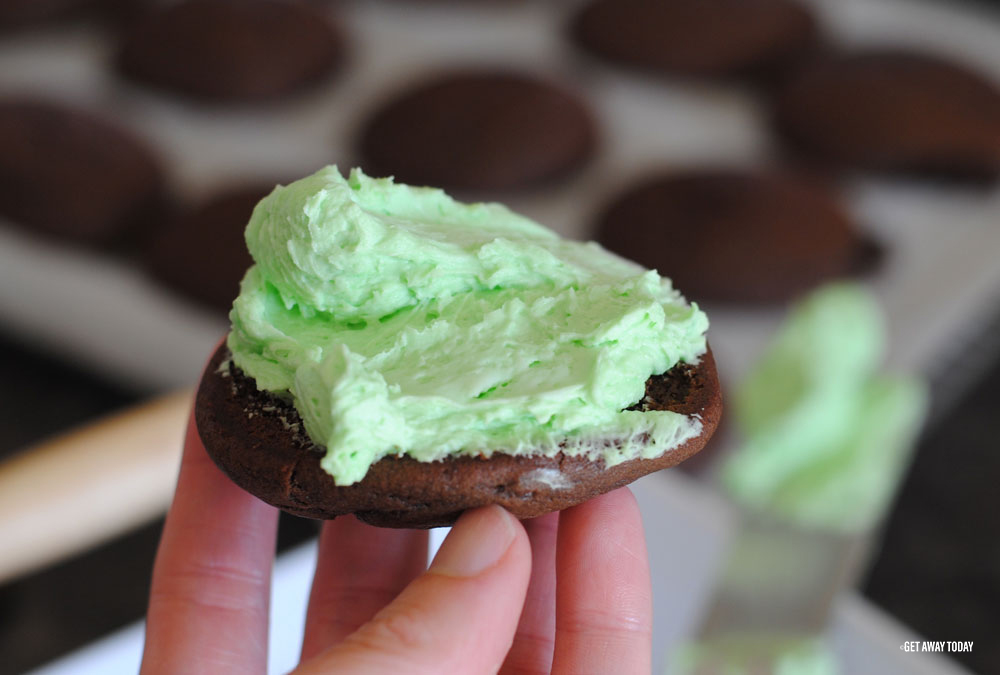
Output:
left=593, top=168, right=879, bottom=304
left=0, top=98, right=164, bottom=245
left=115, top=0, right=345, bottom=103
left=195, top=167, right=721, bottom=527
left=197, top=344, right=720, bottom=527
left=772, top=50, right=1000, bottom=181
left=143, top=184, right=272, bottom=312
left=357, top=70, right=597, bottom=192
left=568, top=0, right=819, bottom=81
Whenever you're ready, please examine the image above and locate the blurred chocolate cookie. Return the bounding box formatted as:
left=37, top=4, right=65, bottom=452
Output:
left=144, top=184, right=272, bottom=312
left=773, top=50, right=1000, bottom=181
left=0, top=0, right=104, bottom=31
left=0, top=98, right=164, bottom=245
left=593, top=169, right=878, bottom=304
left=568, top=0, right=819, bottom=81
left=357, top=70, right=597, bottom=192
left=115, top=0, right=345, bottom=103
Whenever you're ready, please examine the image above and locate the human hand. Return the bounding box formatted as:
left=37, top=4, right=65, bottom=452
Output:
left=140, top=412, right=653, bottom=674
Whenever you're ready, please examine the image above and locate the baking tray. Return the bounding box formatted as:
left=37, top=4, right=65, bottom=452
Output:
left=0, top=0, right=998, bottom=402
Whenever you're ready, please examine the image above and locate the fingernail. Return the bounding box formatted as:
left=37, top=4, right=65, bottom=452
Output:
left=431, top=505, right=517, bottom=577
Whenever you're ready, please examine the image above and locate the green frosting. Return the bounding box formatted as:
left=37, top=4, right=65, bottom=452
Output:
left=670, top=634, right=840, bottom=675
left=722, top=283, right=928, bottom=533
left=228, top=167, right=709, bottom=485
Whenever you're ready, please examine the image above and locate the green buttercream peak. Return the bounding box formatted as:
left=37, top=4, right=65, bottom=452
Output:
left=722, top=283, right=928, bottom=533
left=670, top=634, right=840, bottom=675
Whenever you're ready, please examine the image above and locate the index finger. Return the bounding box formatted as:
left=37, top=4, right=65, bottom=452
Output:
left=141, top=411, right=279, bottom=675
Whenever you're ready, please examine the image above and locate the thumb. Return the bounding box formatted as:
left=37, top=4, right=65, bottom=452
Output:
left=295, top=505, right=532, bottom=675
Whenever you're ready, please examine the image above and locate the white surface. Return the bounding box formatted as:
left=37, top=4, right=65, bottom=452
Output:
left=0, top=0, right=999, bottom=392
left=831, top=594, right=973, bottom=675
left=0, top=224, right=225, bottom=390
left=27, top=471, right=972, bottom=675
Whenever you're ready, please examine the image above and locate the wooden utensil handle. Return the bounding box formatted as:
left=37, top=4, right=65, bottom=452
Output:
left=0, top=389, right=192, bottom=584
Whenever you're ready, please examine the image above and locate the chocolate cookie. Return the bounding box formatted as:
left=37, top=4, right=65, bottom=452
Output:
left=195, top=344, right=721, bottom=527
left=357, top=70, right=597, bottom=192
left=0, top=98, right=164, bottom=245
left=143, top=184, right=272, bottom=313
left=567, top=0, right=819, bottom=81
left=115, top=0, right=345, bottom=103
left=772, top=50, right=1000, bottom=181
left=0, top=0, right=103, bottom=32
left=593, top=169, right=878, bottom=304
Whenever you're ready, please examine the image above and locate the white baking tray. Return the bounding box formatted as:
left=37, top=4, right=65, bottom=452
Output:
left=1, top=0, right=999, bottom=398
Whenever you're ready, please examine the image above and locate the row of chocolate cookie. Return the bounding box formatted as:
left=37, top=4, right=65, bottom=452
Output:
left=570, top=0, right=1000, bottom=182
left=3, top=0, right=997, bottom=311
left=0, top=93, right=878, bottom=311
left=9, top=0, right=1000, bottom=182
